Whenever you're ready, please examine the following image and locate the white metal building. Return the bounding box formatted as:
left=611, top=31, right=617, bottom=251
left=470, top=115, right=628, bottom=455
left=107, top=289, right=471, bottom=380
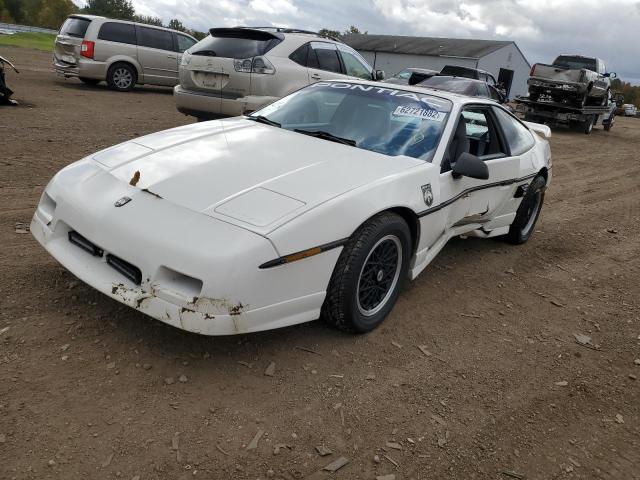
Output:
left=342, top=34, right=531, bottom=98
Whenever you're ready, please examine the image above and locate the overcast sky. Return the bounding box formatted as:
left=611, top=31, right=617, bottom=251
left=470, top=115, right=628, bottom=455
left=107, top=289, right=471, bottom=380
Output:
left=78, top=0, right=640, bottom=83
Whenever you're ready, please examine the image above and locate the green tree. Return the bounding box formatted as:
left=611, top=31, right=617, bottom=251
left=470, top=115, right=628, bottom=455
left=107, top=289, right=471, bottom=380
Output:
left=319, top=26, right=367, bottom=39
left=22, top=0, right=43, bottom=25
left=38, top=0, right=76, bottom=29
left=133, top=14, right=163, bottom=26
left=190, top=30, right=207, bottom=40
left=344, top=25, right=367, bottom=35
left=0, top=0, right=15, bottom=23
left=168, top=18, right=185, bottom=32
left=318, top=28, right=340, bottom=39
left=84, top=0, right=134, bottom=19
left=3, top=0, right=24, bottom=23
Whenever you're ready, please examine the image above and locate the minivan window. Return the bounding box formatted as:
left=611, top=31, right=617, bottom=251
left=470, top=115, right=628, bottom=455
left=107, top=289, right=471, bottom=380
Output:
left=98, top=22, right=136, bottom=45
left=60, top=17, right=90, bottom=38
left=310, top=43, right=342, bottom=74
left=137, top=26, right=174, bottom=51
left=192, top=34, right=281, bottom=58
left=176, top=34, right=196, bottom=53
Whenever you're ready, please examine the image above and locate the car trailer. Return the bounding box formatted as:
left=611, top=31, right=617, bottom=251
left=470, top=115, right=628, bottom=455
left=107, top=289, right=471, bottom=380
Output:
left=515, top=97, right=616, bottom=134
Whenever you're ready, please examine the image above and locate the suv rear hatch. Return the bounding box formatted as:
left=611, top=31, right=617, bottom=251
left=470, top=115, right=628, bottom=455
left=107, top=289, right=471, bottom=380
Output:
left=54, top=16, right=92, bottom=66
left=180, top=28, right=282, bottom=100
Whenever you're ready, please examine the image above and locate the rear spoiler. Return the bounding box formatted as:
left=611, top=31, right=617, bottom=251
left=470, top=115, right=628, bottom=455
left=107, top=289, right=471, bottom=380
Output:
left=523, top=121, right=552, bottom=138
left=208, top=28, right=284, bottom=41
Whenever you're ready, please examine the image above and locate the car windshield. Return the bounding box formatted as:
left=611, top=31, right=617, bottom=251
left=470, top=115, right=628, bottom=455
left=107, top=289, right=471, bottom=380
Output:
left=252, top=82, right=452, bottom=162
left=393, top=70, right=412, bottom=80
left=553, top=56, right=597, bottom=72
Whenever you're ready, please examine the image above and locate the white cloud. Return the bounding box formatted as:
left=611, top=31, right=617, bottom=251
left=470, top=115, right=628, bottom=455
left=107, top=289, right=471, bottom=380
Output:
left=249, top=0, right=297, bottom=15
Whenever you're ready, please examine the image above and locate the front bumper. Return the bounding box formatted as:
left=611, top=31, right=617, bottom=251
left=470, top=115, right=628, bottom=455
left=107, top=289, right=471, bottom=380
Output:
left=31, top=167, right=338, bottom=335
left=173, top=85, right=278, bottom=119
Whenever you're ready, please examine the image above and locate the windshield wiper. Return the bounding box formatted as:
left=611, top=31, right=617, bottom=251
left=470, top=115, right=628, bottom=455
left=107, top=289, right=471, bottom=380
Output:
left=293, top=129, right=356, bottom=147
left=245, top=115, right=281, bottom=128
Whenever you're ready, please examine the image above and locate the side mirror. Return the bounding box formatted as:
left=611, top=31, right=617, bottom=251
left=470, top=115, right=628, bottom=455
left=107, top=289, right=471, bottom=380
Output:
left=374, top=69, right=385, bottom=81
left=605, top=72, right=617, bottom=79
left=452, top=152, right=489, bottom=180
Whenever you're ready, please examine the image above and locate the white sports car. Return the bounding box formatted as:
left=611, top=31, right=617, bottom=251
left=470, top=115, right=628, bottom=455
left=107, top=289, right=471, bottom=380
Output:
left=31, top=80, right=552, bottom=335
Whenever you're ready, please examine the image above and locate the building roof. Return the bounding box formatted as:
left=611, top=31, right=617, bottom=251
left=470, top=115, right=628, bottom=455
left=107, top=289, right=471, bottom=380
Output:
left=342, top=33, right=512, bottom=59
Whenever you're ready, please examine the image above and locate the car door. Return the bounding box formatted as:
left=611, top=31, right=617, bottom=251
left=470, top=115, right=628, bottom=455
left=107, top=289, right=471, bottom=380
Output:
left=438, top=105, right=521, bottom=230
left=135, top=25, right=178, bottom=86
left=307, top=42, right=349, bottom=82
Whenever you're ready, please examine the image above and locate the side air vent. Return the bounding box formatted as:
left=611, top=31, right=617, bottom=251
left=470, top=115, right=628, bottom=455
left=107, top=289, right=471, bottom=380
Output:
left=106, top=254, right=142, bottom=285
left=68, top=231, right=104, bottom=257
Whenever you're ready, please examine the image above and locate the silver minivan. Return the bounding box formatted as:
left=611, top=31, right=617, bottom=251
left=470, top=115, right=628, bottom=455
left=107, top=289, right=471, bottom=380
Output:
left=54, top=14, right=197, bottom=91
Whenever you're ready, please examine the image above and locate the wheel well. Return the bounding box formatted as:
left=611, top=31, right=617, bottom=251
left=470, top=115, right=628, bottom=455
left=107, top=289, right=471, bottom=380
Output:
left=538, top=167, right=549, bottom=182
left=388, top=207, right=420, bottom=254
left=108, top=61, right=138, bottom=79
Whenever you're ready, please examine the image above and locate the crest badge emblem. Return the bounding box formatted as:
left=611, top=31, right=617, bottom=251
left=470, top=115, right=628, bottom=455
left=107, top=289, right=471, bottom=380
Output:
left=421, top=184, right=433, bottom=207
left=114, top=196, right=132, bottom=207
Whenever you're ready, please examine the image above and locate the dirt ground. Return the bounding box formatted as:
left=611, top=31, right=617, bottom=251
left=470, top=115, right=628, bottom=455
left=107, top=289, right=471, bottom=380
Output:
left=1, top=46, right=639, bottom=480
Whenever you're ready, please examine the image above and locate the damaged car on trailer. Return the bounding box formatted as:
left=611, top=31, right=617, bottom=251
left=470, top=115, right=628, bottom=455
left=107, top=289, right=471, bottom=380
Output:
left=32, top=80, right=552, bottom=336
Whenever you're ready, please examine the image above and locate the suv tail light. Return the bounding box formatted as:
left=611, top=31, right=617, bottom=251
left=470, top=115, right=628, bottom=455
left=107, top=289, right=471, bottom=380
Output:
left=81, top=40, right=95, bottom=59
left=529, top=64, right=537, bottom=76
left=233, top=56, right=275, bottom=74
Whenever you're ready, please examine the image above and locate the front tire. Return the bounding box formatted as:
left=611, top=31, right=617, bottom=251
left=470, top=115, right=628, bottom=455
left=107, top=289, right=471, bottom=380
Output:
left=107, top=63, right=136, bottom=92
left=505, top=175, right=546, bottom=245
left=321, top=212, right=411, bottom=333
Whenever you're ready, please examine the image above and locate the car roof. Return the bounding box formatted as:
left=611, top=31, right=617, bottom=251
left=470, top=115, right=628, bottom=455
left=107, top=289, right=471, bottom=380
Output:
left=326, top=78, right=497, bottom=106
left=425, top=75, right=487, bottom=85
left=234, top=26, right=342, bottom=43
left=69, top=14, right=104, bottom=20
left=401, top=67, right=439, bottom=74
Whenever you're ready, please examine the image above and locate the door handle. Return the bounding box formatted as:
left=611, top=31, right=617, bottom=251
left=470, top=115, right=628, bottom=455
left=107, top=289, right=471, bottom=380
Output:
left=167, top=55, right=177, bottom=59
left=311, top=74, right=321, bottom=80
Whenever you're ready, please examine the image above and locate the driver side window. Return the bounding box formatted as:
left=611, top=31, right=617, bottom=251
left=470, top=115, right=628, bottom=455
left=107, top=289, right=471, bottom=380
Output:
left=442, top=107, right=506, bottom=173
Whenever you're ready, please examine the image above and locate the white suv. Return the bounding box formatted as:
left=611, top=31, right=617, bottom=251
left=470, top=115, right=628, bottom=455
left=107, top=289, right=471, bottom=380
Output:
left=174, top=27, right=383, bottom=120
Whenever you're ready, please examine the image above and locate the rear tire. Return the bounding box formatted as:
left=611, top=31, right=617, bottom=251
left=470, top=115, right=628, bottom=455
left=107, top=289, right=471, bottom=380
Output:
left=107, top=63, right=136, bottom=92
left=79, top=77, right=100, bottom=86
left=321, top=212, right=411, bottom=333
left=504, top=175, right=546, bottom=245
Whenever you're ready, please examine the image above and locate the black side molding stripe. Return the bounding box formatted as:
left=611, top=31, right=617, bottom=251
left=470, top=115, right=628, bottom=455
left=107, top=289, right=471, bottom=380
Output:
left=259, top=238, right=349, bottom=269
left=260, top=170, right=546, bottom=268
left=416, top=172, right=538, bottom=217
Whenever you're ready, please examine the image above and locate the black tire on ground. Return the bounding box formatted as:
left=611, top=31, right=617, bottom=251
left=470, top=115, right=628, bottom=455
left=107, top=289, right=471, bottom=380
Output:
left=79, top=77, right=100, bottom=86
left=581, top=114, right=595, bottom=134
left=504, top=175, right=546, bottom=245
left=106, top=63, right=137, bottom=92
left=604, top=122, right=612, bottom=132
left=321, top=212, right=411, bottom=333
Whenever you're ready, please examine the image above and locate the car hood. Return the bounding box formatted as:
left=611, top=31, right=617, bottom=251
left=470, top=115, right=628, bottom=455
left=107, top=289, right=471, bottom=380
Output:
left=90, top=118, right=422, bottom=232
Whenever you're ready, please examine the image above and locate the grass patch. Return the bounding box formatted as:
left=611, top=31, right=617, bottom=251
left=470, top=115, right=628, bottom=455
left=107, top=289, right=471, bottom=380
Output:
left=0, top=32, right=56, bottom=51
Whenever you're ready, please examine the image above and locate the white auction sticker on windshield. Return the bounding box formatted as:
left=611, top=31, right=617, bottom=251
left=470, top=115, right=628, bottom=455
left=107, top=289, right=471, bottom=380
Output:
left=392, top=105, right=446, bottom=121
